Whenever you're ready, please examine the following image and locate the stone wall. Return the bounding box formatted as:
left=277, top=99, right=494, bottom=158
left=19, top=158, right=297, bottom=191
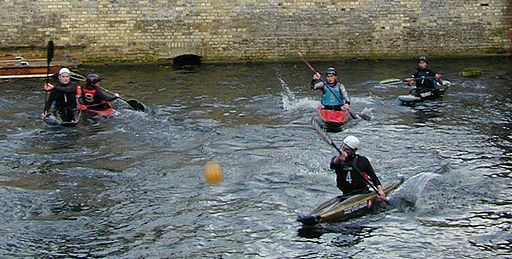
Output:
left=0, top=0, right=510, bottom=63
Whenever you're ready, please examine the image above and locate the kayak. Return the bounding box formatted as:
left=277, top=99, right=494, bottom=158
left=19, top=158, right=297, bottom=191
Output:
left=297, top=177, right=404, bottom=226
left=398, top=80, right=451, bottom=105
left=43, top=109, right=81, bottom=127
left=316, top=105, right=351, bottom=131
left=79, top=101, right=115, bottom=117
left=0, top=56, right=81, bottom=79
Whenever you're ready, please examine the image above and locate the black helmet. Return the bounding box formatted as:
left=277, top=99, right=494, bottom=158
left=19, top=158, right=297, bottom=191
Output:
left=86, top=74, right=101, bottom=86
left=419, top=56, right=429, bottom=63
left=325, top=67, right=337, bottom=76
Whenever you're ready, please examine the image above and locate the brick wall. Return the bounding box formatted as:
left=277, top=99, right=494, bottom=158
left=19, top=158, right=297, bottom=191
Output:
left=0, top=0, right=510, bottom=63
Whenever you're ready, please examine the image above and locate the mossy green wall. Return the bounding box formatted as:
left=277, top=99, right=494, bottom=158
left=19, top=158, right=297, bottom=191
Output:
left=0, top=0, right=510, bottom=63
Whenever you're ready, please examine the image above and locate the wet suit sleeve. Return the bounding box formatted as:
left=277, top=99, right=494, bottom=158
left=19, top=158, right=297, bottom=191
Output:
left=44, top=90, right=57, bottom=112
left=330, top=156, right=340, bottom=170
left=53, top=84, right=76, bottom=93
left=96, top=88, right=118, bottom=102
left=311, top=80, right=324, bottom=90
left=357, top=156, right=381, bottom=187
left=339, top=83, right=350, bottom=104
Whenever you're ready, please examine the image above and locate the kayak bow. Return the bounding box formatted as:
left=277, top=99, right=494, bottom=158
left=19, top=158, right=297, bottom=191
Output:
left=297, top=177, right=404, bottom=225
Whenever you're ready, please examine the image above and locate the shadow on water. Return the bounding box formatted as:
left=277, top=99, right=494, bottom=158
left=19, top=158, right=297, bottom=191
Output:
left=298, top=222, right=380, bottom=245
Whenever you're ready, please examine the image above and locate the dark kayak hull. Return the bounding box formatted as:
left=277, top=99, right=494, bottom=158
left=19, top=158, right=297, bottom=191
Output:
left=43, top=110, right=81, bottom=127
left=398, top=80, right=451, bottom=106
left=297, top=177, right=404, bottom=225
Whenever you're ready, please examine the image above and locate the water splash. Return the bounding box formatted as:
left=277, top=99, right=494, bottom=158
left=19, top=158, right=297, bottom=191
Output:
left=351, top=95, right=376, bottom=106
left=393, top=172, right=439, bottom=208
left=460, top=79, right=488, bottom=89
left=278, top=77, right=317, bottom=111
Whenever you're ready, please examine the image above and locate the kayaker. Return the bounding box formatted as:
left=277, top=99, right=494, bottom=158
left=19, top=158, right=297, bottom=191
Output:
left=406, top=56, right=443, bottom=96
left=330, top=135, right=386, bottom=200
left=41, top=67, right=79, bottom=121
left=77, top=74, right=120, bottom=111
left=311, top=67, right=350, bottom=110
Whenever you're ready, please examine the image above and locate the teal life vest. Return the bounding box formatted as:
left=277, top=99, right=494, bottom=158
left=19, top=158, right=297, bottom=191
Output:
left=321, top=82, right=344, bottom=106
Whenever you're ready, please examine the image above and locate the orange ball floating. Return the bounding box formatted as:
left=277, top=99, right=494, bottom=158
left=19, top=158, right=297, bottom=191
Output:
left=204, top=160, right=223, bottom=184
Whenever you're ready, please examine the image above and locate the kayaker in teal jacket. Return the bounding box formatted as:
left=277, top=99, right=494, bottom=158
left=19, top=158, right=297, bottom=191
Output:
left=311, top=67, right=350, bottom=110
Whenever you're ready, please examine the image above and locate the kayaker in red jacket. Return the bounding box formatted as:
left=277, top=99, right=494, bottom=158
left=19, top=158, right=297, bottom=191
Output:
left=330, top=136, right=386, bottom=200
left=77, top=74, right=120, bottom=111
left=310, top=67, right=350, bottom=110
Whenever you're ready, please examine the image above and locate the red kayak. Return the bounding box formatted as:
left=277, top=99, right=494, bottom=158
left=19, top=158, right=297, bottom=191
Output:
left=317, top=105, right=351, bottom=130
left=79, top=101, right=115, bottom=117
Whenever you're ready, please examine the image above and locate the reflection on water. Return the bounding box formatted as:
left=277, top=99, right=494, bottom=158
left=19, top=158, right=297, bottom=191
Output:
left=0, top=57, right=511, bottom=257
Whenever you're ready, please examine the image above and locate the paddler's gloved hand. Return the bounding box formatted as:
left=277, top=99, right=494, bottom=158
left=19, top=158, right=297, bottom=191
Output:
left=311, top=72, right=322, bottom=89
left=405, top=78, right=413, bottom=86
left=44, top=83, right=54, bottom=92
left=376, top=186, right=387, bottom=201
left=312, top=72, right=321, bottom=81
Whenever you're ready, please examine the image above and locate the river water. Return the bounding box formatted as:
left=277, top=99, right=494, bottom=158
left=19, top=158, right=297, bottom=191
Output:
left=0, top=57, right=511, bottom=258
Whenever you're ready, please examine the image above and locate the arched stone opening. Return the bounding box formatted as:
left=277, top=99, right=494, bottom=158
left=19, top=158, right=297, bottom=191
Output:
left=172, top=54, right=202, bottom=69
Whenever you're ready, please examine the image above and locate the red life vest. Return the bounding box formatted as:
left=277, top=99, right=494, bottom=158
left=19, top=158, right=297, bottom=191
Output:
left=81, top=86, right=98, bottom=105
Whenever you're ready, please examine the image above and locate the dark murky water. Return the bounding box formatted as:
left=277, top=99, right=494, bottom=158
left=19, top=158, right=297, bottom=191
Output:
left=1, top=57, right=511, bottom=258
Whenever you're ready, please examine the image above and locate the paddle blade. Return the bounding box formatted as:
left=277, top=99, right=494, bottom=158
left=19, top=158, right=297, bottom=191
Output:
left=358, top=107, right=372, bottom=120
left=357, top=113, right=372, bottom=121
left=126, top=99, right=146, bottom=112
left=70, top=71, right=86, bottom=81
left=47, top=41, right=54, bottom=64
left=379, top=78, right=402, bottom=84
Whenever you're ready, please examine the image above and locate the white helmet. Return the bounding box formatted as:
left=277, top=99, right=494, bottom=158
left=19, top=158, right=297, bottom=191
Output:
left=58, top=67, right=70, bottom=75
left=342, top=135, right=360, bottom=150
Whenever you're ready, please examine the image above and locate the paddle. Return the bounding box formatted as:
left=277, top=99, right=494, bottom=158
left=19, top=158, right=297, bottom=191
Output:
left=311, top=118, right=389, bottom=204
left=46, top=41, right=54, bottom=84
left=297, top=52, right=371, bottom=121
left=72, top=72, right=146, bottom=112
left=44, top=40, right=54, bottom=113
left=101, top=87, right=146, bottom=112
left=379, top=76, right=439, bottom=85
left=383, top=68, right=482, bottom=81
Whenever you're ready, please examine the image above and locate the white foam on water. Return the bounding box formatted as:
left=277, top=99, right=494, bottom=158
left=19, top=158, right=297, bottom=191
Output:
left=278, top=77, right=317, bottom=111
left=393, top=172, right=439, bottom=207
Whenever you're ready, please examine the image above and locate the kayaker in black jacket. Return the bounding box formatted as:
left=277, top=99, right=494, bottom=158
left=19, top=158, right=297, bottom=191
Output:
left=406, top=56, right=443, bottom=96
left=41, top=67, right=79, bottom=122
left=330, top=135, right=386, bottom=199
